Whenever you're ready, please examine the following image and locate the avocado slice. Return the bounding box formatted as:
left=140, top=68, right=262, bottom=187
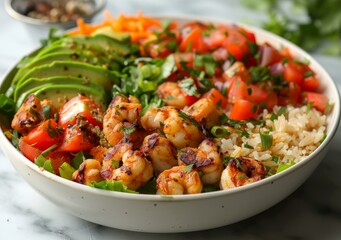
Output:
left=12, top=52, right=121, bottom=85
left=36, top=35, right=131, bottom=58
left=14, top=76, right=106, bottom=101
left=91, top=27, right=131, bottom=42
left=16, top=61, right=119, bottom=92
left=16, top=83, right=108, bottom=110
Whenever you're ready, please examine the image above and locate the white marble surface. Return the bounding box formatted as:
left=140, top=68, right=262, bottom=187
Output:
left=1, top=0, right=341, bottom=239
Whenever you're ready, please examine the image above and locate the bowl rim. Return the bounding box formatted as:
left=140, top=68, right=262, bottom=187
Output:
left=4, top=0, right=107, bottom=27
left=0, top=13, right=340, bottom=202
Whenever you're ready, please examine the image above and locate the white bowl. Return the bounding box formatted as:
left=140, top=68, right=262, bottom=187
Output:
left=0, top=15, right=340, bottom=233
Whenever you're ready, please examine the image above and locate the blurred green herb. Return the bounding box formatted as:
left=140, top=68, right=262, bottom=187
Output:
left=241, top=0, right=341, bottom=56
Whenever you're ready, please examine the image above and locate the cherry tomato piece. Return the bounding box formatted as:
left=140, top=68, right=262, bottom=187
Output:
left=202, top=88, right=227, bottom=108
left=26, top=119, right=63, bottom=151
left=58, top=125, right=99, bottom=152
left=302, top=92, right=329, bottom=112
left=58, top=95, right=104, bottom=130
left=229, top=100, right=258, bottom=120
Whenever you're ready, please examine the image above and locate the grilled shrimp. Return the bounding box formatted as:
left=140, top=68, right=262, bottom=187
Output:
left=100, top=142, right=133, bottom=180
left=72, top=159, right=104, bottom=184
left=178, top=139, right=223, bottom=185
left=156, top=166, right=203, bottom=195
left=220, top=157, right=268, bottom=189
left=186, top=98, right=221, bottom=129
left=157, top=82, right=187, bottom=109
left=140, top=133, right=177, bottom=175
left=11, top=94, right=55, bottom=134
left=141, top=106, right=204, bottom=149
left=111, top=150, right=153, bottom=190
left=103, top=95, right=146, bottom=148
left=140, top=107, right=168, bottom=131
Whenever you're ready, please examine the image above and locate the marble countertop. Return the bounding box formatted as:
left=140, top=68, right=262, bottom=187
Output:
left=1, top=1, right=341, bottom=239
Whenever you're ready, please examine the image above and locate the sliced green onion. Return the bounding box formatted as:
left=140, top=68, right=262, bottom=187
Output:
left=260, top=131, right=273, bottom=150
left=90, top=180, right=138, bottom=193
left=306, top=101, right=313, bottom=114
left=276, top=161, right=295, bottom=173
left=59, top=162, right=76, bottom=180
left=210, top=126, right=230, bottom=138
left=43, top=160, right=55, bottom=174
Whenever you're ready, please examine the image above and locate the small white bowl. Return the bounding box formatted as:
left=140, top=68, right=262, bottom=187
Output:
left=0, top=15, right=340, bottom=233
left=5, top=0, right=107, bottom=29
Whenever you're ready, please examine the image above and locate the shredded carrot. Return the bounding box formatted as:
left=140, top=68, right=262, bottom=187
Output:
left=68, top=11, right=174, bottom=43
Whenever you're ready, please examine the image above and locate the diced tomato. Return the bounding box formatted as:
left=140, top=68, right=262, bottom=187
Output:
left=302, top=76, right=320, bottom=92
left=223, top=28, right=251, bottom=61
left=240, top=28, right=256, bottom=42
left=227, top=76, right=248, bottom=103
left=166, top=70, right=191, bottom=82
left=282, top=60, right=306, bottom=85
left=180, top=28, right=208, bottom=53
left=58, top=125, right=99, bottom=152
left=279, top=47, right=292, bottom=58
left=185, top=95, right=200, bottom=106
left=227, top=76, right=267, bottom=104
left=143, top=41, right=173, bottom=59
left=181, top=22, right=208, bottom=39
left=206, top=30, right=227, bottom=49
left=302, top=91, right=329, bottom=112
left=47, top=151, right=72, bottom=175
left=19, top=136, right=72, bottom=175
left=265, top=90, right=278, bottom=110
left=26, top=119, right=63, bottom=151
left=225, top=43, right=244, bottom=61
left=58, top=95, right=104, bottom=130
left=229, top=100, right=258, bottom=120
left=222, top=62, right=250, bottom=82
left=19, top=136, right=42, bottom=162
left=244, top=84, right=268, bottom=103
left=173, top=52, right=194, bottom=70
left=212, top=47, right=229, bottom=61
left=202, top=88, right=227, bottom=108
left=279, top=82, right=302, bottom=106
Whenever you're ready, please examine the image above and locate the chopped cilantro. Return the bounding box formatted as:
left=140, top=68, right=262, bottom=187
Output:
left=272, top=155, right=279, bottom=163
left=71, top=151, right=87, bottom=169
left=179, top=78, right=200, bottom=97
left=121, top=125, right=136, bottom=136
left=178, top=111, right=200, bottom=129
left=249, top=66, right=271, bottom=83
left=42, top=105, right=51, bottom=119
left=243, top=143, right=254, bottom=149
left=223, top=156, right=232, bottom=167
left=304, top=71, right=314, bottom=78
left=136, top=179, right=157, bottom=194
